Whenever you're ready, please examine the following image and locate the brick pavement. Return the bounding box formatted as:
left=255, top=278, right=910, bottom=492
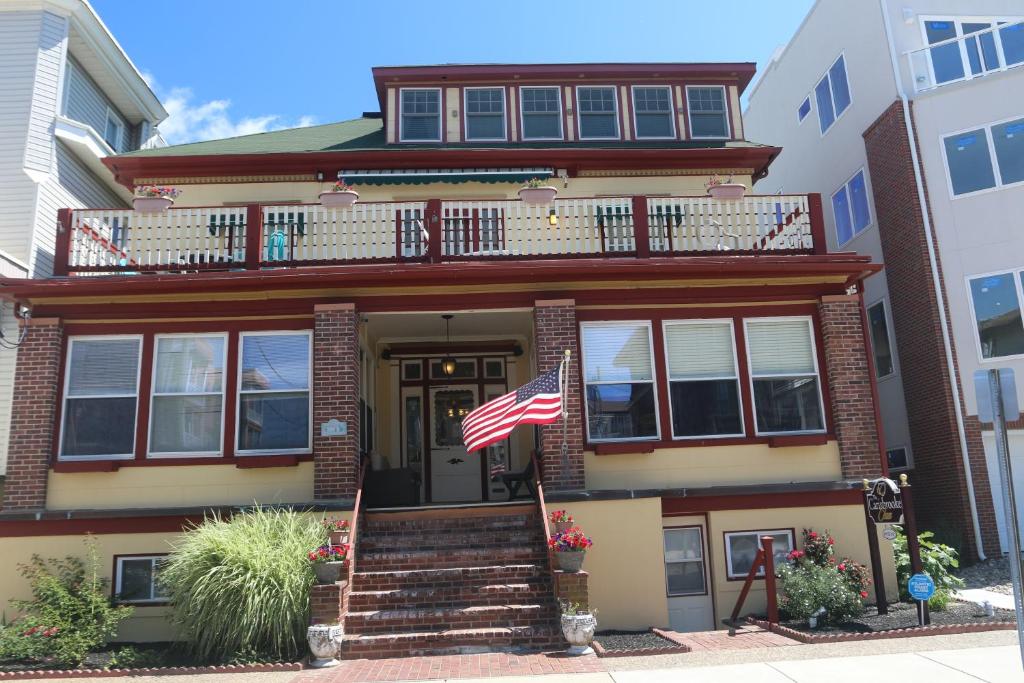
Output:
left=290, top=652, right=605, bottom=682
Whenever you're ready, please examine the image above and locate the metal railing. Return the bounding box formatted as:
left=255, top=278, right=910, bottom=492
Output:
left=906, top=20, right=1024, bottom=93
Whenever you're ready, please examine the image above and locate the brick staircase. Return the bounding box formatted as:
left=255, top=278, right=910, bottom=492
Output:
left=341, top=503, right=564, bottom=659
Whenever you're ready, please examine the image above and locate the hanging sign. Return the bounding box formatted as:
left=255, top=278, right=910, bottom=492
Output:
left=865, top=478, right=904, bottom=525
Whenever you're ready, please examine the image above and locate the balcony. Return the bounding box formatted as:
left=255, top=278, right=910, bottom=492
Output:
left=54, top=194, right=825, bottom=276
left=907, top=20, right=1024, bottom=93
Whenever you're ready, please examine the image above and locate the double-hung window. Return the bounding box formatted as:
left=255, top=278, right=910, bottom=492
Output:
left=464, top=88, right=506, bottom=141
left=237, top=332, right=312, bottom=454
left=399, top=88, right=441, bottom=142
left=149, top=334, right=227, bottom=456
left=581, top=322, right=658, bottom=441
left=831, top=169, right=872, bottom=245
left=814, top=55, right=851, bottom=134
left=632, top=86, right=675, bottom=139
left=520, top=87, right=562, bottom=140
left=60, top=337, right=141, bottom=459
left=744, top=318, right=825, bottom=435
left=576, top=86, right=619, bottom=140
left=662, top=320, right=743, bottom=438
left=114, top=555, right=167, bottom=604
left=943, top=117, right=1024, bottom=197
left=686, top=86, right=730, bottom=139
left=968, top=271, right=1024, bottom=359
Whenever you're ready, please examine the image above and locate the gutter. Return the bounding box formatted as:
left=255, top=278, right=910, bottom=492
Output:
left=879, top=0, right=985, bottom=560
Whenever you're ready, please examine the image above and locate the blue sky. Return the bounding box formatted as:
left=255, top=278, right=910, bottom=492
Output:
left=91, top=0, right=814, bottom=145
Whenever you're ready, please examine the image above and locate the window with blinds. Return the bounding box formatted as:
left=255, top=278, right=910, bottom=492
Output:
left=580, top=322, right=658, bottom=441
left=61, top=337, right=141, bottom=458
left=149, top=335, right=226, bottom=456
left=520, top=87, right=563, bottom=140
left=237, top=332, right=312, bottom=453
left=465, top=88, right=506, bottom=141
left=577, top=86, right=619, bottom=140
left=400, top=89, right=441, bottom=142
left=663, top=321, right=742, bottom=438
left=744, top=318, right=824, bottom=434
left=633, top=86, right=675, bottom=139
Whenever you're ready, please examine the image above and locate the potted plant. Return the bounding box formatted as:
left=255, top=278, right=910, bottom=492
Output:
left=705, top=174, right=747, bottom=200
left=549, top=510, right=575, bottom=534
left=559, top=600, right=597, bottom=656
left=308, top=544, right=348, bottom=584
left=306, top=624, right=342, bottom=668
left=548, top=526, right=592, bottom=572
left=133, top=185, right=181, bottom=213
left=518, top=177, right=558, bottom=206
left=323, top=518, right=350, bottom=546
left=319, top=181, right=359, bottom=208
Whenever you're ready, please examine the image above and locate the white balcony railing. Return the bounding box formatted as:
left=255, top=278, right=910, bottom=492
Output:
left=907, top=20, right=1024, bottom=93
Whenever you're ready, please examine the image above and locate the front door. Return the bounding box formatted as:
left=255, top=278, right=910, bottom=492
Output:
left=663, top=519, right=715, bottom=632
left=428, top=385, right=482, bottom=503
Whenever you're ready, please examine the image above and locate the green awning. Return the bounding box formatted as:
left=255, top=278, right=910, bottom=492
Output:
left=339, top=167, right=553, bottom=186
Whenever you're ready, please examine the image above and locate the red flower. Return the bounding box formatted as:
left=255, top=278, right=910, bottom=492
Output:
left=827, top=537, right=835, bottom=545
left=838, top=563, right=846, bottom=571
left=808, top=531, right=818, bottom=539
left=859, top=591, right=868, bottom=599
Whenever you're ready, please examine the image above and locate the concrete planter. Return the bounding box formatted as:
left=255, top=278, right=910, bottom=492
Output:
left=560, top=613, right=597, bottom=656
left=313, top=560, right=345, bottom=585
left=518, top=186, right=558, bottom=206
left=553, top=550, right=586, bottom=572
left=306, top=624, right=343, bottom=667
left=320, top=190, right=359, bottom=208
left=133, top=196, right=174, bottom=213
left=707, top=183, right=747, bottom=200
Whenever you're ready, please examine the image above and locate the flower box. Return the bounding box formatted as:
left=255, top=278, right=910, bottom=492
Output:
left=707, top=183, right=747, bottom=200
left=133, top=196, right=174, bottom=213
left=518, top=186, right=558, bottom=206
left=319, top=190, right=359, bottom=208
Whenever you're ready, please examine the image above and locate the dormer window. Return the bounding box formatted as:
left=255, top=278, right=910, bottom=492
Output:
left=464, top=88, right=506, bottom=141
left=686, top=86, right=730, bottom=139
left=520, top=87, right=563, bottom=141
left=400, top=88, right=441, bottom=142
left=577, top=86, right=619, bottom=140
left=632, top=86, right=675, bottom=139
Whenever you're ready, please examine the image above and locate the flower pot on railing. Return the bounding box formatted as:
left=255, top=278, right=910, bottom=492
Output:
left=553, top=550, right=586, bottom=572
left=313, top=560, right=345, bottom=584
left=133, top=185, right=180, bottom=213
left=549, top=525, right=592, bottom=572
left=320, top=181, right=358, bottom=208
left=706, top=183, right=747, bottom=200
left=518, top=185, right=558, bottom=206
left=309, top=544, right=348, bottom=584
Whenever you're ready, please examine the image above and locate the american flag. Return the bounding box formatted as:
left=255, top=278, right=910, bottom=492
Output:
left=462, top=364, right=564, bottom=453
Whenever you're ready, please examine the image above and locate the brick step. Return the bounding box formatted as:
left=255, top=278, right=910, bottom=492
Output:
left=352, top=564, right=548, bottom=592
left=348, top=580, right=552, bottom=611
left=345, top=603, right=557, bottom=635
left=358, top=546, right=547, bottom=572
left=362, top=514, right=538, bottom=535
left=341, top=625, right=564, bottom=659
left=359, top=528, right=543, bottom=552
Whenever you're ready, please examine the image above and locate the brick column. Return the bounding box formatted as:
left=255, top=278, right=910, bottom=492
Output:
left=3, top=317, right=62, bottom=511
left=818, top=295, right=883, bottom=480
left=533, top=299, right=584, bottom=491
left=313, top=304, right=360, bottom=504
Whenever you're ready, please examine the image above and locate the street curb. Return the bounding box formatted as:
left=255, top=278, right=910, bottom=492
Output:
left=0, top=662, right=305, bottom=679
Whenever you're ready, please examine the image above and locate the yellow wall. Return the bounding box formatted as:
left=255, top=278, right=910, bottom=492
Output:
left=584, top=441, right=842, bottom=490
left=47, top=462, right=314, bottom=510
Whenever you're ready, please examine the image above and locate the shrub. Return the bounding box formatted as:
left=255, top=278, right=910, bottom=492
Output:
left=892, top=526, right=964, bottom=610
left=159, top=507, right=326, bottom=662
left=0, top=538, right=132, bottom=667
left=836, top=558, right=871, bottom=598
left=778, top=561, right=864, bottom=625
left=800, top=528, right=836, bottom=567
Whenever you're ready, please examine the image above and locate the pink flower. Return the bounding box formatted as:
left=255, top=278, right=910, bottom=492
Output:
left=859, top=591, right=868, bottom=599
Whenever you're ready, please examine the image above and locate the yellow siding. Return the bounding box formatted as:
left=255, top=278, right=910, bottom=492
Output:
left=564, top=86, right=575, bottom=141
left=445, top=87, right=460, bottom=142
left=386, top=88, right=396, bottom=143
left=508, top=86, right=518, bottom=140
left=619, top=85, right=632, bottom=140
left=729, top=85, right=743, bottom=139
left=675, top=86, right=687, bottom=140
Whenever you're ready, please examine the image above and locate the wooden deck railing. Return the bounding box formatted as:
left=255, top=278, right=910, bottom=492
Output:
left=53, top=194, right=826, bottom=275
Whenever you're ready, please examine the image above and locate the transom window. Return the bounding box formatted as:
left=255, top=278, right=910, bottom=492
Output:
left=237, top=332, right=312, bottom=454
left=664, top=527, right=707, bottom=596
left=797, top=97, right=812, bottom=123
left=520, top=87, right=562, bottom=140
left=576, top=86, right=619, bottom=140
left=149, top=334, right=226, bottom=456
left=114, top=555, right=167, bottom=604
left=968, top=270, right=1024, bottom=359
left=465, top=88, right=506, bottom=141
left=942, top=116, right=1024, bottom=197
left=632, top=86, right=675, bottom=139
left=662, top=320, right=743, bottom=438
left=814, top=55, right=851, bottom=134
left=867, top=301, right=895, bottom=379
left=400, top=88, right=441, bottom=142
left=686, top=86, right=730, bottom=139
left=744, top=318, right=825, bottom=435
left=725, top=530, right=794, bottom=579
left=581, top=322, right=658, bottom=442
left=831, top=169, right=871, bottom=246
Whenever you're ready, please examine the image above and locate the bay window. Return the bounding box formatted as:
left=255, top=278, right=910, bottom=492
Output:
left=663, top=320, right=742, bottom=438
left=576, top=86, right=619, bottom=140
left=149, top=334, right=226, bottom=456
left=581, top=322, right=658, bottom=441
left=399, top=88, right=441, bottom=142
left=237, top=332, right=312, bottom=454
left=744, top=318, right=825, bottom=435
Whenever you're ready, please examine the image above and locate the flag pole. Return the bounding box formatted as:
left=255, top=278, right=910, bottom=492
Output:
left=561, top=349, right=570, bottom=471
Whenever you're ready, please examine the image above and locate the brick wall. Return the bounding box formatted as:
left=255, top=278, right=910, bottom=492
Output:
left=863, top=100, right=998, bottom=559
left=2, top=318, right=62, bottom=511
left=533, top=300, right=584, bottom=491
left=818, top=295, right=883, bottom=480
left=309, top=578, right=349, bottom=626
left=313, top=304, right=361, bottom=504
left=554, top=570, right=588, bottom=610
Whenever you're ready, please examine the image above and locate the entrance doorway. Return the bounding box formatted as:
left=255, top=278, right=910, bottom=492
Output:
left=429, top=385, right=480, bottom=502
left=663, top=517, right=715, bottom=632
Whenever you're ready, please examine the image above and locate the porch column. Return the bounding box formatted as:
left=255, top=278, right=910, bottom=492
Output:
left=3, top=317, right=62, bottom=511
left=818, top=294, right=884, bottom=480
left=313, top=303, right=361, bottom=504
left=533, top=299, right=585, bottom=491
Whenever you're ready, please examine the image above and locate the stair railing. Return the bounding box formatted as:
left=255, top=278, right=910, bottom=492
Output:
left=347, top=457, right=369, bottom=584
left=726, top=535, right=779, bottom=628
left=530, top=449, right=561, bottom=591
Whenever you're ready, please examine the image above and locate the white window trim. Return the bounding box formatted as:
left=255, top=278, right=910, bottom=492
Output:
left=58, top=334, right=143, bottom=461
left=940, top=114, right=1024, bottom=200
left=866, top=298, right=898, bottom=380
left=575, top=85, right=621, bottom=141
left=104, top=107, right=123, bottom=151
left=831, top=167, right=874, bottom=247
left=815, top=53, right=853, bottom=137
left=743, top=316, right=828, bottom=437
left=965, top=267, right=1024, bottom=363
left=685, top=85, right=732, bottom=140
left=918, top=15, right=1024, bottom=89
left=663, top=526, right=707, bottom=597
left=580, top=320, right=661, bottom=443
left=630, top=85, right=676, bottom=140
left=147, top=333, right=228, bottom=459
left=519, top=86, right=564, bottom=141
left=724, top=529, right=795, bottom=579
left=797, top=96, right=812, bottom=125
left=463, top=86, right=508, bottom=142
left=398, top=87, right=443, bottom=143
left=114, top=555, right=167, bottom=604
left=235, top=330, right=314, bottom=456
left=661, top=319, right=745, bottom=440
left=887, top=444, right=914, bottom=472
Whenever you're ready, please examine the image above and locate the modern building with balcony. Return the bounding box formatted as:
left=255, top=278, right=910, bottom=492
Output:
left=745, top=0, right=1024, bottom=562
left=0, top=62, right=895, bottom=654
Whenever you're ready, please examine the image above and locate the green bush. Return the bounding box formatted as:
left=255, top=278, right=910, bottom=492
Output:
left=892, top=526, right=964, bottom=610
left=778, top=561, right=864, bottom=625
left=0, top=538, right=132, bottom=668
left=159, top=507, right=327, bottom=662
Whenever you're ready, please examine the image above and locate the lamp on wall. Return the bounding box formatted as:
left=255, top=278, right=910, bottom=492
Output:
left=441, top=314, right=457, bottom=377
left=548, top=208, right=558, bottom=226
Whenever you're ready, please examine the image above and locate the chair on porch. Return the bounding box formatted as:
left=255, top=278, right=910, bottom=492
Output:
left=491, top=458, right=536, bottom=501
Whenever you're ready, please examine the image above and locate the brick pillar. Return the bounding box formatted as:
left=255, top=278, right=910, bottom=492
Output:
left=818, top=295, right=883, bottom=480
left=3, top=317, right=62, bottom=511
left=533, top=299, right=584, bottom=491
left=313, top=304, right=360, bottom=504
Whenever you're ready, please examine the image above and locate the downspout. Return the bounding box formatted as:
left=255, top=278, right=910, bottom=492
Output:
left=879, top=0, right=985, bottom=559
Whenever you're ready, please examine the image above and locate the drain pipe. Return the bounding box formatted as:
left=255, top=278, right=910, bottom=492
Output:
left=879, top=0, right=985, bottom=560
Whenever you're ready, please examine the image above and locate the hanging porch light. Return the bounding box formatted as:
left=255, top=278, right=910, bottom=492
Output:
left=441, top=314, right=457, bottom=377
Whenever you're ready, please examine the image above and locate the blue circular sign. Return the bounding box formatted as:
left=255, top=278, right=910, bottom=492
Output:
left=907, top=573, right=936, bottom=601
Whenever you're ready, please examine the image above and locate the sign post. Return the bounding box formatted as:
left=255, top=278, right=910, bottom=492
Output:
left=861, top=478, right=901, bottom=615
left=897, top=474, right=928, bottom=626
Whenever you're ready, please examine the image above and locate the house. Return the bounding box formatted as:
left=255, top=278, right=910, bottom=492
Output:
left=0, top=62, right=896, bottom=653
left=744, top=0, right=1024, bottom=562
left=0, top=0, right=167, bottom=475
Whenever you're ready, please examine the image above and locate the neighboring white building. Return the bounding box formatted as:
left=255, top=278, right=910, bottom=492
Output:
left=0, top=0, right=166, bottom=472
left=745, top=0, right=1024, bottom=559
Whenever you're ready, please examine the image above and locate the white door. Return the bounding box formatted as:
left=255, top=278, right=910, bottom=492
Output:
left=664, top=522, right=714, bottom=632
left=429, top=385, right=482, bottom=503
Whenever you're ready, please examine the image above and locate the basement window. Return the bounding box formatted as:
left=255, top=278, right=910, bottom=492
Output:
left=114, top=555, right=167, bottom=604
